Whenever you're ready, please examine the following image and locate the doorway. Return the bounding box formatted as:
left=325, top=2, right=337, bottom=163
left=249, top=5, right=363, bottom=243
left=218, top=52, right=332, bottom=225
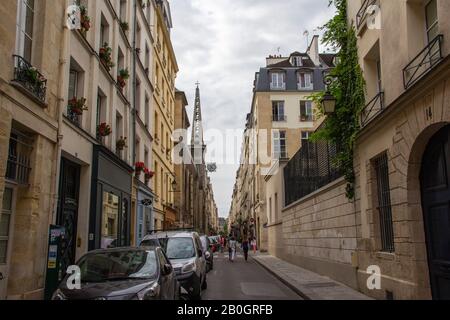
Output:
left=0, top=185, right=16, bottom=299
left=420, top=124, right=450, bottom=300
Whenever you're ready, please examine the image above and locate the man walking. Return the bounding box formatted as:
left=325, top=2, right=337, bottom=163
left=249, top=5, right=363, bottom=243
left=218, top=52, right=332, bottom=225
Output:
left=228, top=236, right=236, bottom=262
left=242, top=235, right=249, bottom=262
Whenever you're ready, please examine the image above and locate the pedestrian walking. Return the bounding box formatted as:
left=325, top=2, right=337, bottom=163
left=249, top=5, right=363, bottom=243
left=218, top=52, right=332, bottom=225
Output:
left=242, top=236, right=249, bottom=262
left=251, top=237, right=257, bottom=254
left=228, top=236, right=236, bottom=262
left=220, top=236, right=224, bottom=253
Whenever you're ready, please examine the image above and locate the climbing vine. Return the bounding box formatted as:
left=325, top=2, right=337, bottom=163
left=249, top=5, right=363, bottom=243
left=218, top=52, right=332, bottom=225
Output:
left=310, top=0, right=366, bottom=199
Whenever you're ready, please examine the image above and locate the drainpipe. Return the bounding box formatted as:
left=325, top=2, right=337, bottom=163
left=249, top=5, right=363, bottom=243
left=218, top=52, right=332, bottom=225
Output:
left=131, top=0, right=137, bottom=166
left=52, top=0, right=71, bottom=225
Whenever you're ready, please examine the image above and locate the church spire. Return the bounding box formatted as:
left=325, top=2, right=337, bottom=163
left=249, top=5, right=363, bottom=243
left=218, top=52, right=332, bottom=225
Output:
left=191, top=82, right=206, bottom=164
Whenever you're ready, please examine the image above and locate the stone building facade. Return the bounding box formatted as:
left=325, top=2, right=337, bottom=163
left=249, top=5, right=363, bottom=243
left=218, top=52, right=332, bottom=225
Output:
left=0, top=0, right=66, bottom=299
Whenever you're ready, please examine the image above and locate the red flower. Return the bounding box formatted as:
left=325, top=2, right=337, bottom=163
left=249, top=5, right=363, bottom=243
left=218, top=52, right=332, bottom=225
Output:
left=135, top=162, right=145, bottom=171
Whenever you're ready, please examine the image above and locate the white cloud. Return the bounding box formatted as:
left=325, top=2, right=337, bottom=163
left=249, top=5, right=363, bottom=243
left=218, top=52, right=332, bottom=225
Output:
left=170, top=0, right=335, bottom=217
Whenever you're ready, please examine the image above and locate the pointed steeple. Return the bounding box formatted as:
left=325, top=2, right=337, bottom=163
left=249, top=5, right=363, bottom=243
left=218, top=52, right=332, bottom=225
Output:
left=191, top=82, right=206, bottom=164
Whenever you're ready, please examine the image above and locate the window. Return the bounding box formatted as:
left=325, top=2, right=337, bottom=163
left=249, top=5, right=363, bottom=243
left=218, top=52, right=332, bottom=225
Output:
left=120, top=0, right=127, bottom=21
left=270, top=72, right=285, bottom=90
left=136, top=78, right=141, bottom=116
left=100, top=14, right=109, bottom=47
left=272, top=101, right=285, bottom=122
left=426, top=0, right=438, bottom=43
left=373, top=152, right=394, bottom=253
left=144, top=149, right=149, bottom=168
left=269, top=197, right=272, bottom=223
left=145, top=95, right=150, bottom=127
left=274, top=193, right=278, bottom=222
left=300, top=101, right=313, bottom=121
left=291, top=56, right=302, bottom=67
left=154, top=161, right=158, bottom=192
left=145, top=44, right=150, bottom=73
left=68, top=70, right=78, bottom=100
left=301, top=131, right=310, bottom=144
left=154, top=112, right=159, bottom=140
left=16, top=0, right=35, bottom=62
left=298, top=72, right=313, bottom=89
left=272, top=130, right=287, bottom=159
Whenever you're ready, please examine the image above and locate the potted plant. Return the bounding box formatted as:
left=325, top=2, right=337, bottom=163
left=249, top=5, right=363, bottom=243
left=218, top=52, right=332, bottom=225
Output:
left=120, top=21, right=129, bottom=32
left=134, top=162, right=145, bottom=177
left=67, top=97, right=87, bottom=115
left=116, top=136, right=127, bottom=151
left=80, top=6, right=91, bottom=37
left=99, top=43, right=115, bottom=71
left=144, top=168, right=155, bottom=184
left=23, top=66, right=46, bottom=88
left=117, top=69, right=129, bottom=89
left=97, top=122, right=112, bottom=137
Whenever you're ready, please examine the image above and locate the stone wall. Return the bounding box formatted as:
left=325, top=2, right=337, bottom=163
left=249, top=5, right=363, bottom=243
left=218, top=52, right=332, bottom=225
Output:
left=279, top=177, right=359, bottom=289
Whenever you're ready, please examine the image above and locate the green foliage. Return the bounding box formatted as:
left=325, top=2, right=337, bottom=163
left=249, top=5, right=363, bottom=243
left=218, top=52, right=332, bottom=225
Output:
left=310, top=0, right=365, bottom=199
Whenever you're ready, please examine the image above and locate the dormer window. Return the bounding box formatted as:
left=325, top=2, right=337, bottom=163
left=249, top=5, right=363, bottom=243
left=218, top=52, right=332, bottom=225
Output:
left=270, top=72, right=285, bottom=90
left=291, top=56, right=302, bottom=67
left=298, top=72, right=314, bottom=90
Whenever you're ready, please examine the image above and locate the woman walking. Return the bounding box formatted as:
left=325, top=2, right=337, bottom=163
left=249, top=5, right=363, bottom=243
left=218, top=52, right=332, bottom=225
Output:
left=228, top=236, right=236, bottom=262
left=251, top=237, right=257, bottom=254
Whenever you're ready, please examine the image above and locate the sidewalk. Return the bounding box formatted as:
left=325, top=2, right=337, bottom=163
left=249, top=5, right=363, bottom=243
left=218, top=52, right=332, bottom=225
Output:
left=252, top=253, right=373, bottom=300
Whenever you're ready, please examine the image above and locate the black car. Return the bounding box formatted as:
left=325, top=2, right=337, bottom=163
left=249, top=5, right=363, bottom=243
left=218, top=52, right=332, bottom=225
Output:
left=52, top=247, right=180, bottom=300
left=200, top=235, right=213, bottom=272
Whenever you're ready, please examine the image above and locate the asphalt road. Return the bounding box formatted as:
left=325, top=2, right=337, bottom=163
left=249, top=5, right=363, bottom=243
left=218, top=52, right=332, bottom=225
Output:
left=202, top=250, right=302, bottom=300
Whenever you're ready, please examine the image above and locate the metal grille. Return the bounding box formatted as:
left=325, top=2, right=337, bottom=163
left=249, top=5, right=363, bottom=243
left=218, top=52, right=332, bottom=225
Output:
left=5, top=130, right=33, bottom=185
left=356, top=0, right=378, bottom=29
left=373, top=153, right=395, bottom=253
left=284, top=140, right=342, bottom=206
left=360, top=91, right=384, bottom=128
left=12, top=55, right=47, bottom=103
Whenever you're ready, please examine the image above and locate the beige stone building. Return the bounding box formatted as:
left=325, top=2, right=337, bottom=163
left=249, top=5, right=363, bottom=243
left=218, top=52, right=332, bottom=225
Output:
left=0, top=0, right=66, bottom=299
left=230, top=36, right=334, bottom=248
left=256, top=0, right=450, bottom=300
left=150, top=0, right=178, bottom=230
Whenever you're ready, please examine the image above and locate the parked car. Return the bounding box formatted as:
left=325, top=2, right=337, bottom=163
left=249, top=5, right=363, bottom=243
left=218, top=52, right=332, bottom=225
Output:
left=52, top=247, right=180, bottom=300
left=200, top=235, right=213, bottom=272
left=140, top=231, right=207, bottom=300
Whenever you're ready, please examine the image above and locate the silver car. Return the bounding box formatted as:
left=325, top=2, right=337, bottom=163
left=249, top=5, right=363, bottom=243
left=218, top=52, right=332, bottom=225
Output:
left=140, top=231, right=207, bottom=300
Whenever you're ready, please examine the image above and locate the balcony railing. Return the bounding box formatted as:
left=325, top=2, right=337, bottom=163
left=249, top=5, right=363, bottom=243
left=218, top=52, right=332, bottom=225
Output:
left=272, top=114, right=287, bottom=122
left=403, top=35, right=444, bottom=90
left=360, top=91, right=384, bottom=128
left=5, top=130, right=33, bottom=185
left=297, top=83, right=314, bottom=91
left=284, top=140, right=342, bottom=206
left=12, top=55, right=47, bottom=103
left=356, top=0, right=377, bottom=29
left=273, top=150, right=288, bottom=160
left=270, top=83, right=286, bottom=90
left=66, top=109, right=81, bottom=127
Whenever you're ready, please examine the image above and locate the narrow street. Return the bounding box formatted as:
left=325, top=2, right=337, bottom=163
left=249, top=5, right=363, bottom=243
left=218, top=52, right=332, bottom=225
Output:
left=203, top=251, right=302, bottom=300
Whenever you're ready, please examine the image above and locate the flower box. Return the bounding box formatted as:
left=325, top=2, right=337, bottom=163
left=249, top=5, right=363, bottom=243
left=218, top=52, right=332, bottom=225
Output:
left=97, top=123, right=112, bottom=137
left=68, top=97, right=87, bottom=115
left=80, top=6, right=91, bottom=37
left=116, top=136, right=127, bottom=150
left=99, top=43, right=115, bottom=71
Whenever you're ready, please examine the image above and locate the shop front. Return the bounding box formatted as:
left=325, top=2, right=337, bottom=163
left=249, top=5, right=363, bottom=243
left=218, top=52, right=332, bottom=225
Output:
left=89, top=145, right=132, bottom=250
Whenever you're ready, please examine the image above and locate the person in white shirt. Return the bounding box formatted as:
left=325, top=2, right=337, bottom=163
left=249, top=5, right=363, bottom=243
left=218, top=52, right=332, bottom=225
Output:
left=228, top=236, right=237, bottom=262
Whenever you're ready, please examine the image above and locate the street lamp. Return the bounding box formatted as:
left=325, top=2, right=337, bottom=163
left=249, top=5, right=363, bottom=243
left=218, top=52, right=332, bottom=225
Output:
left=321, top=74, right=337, bottom=115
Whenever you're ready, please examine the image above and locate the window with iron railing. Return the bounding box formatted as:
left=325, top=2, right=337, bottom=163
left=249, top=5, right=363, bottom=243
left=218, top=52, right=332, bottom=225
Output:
left=272, top=130, right=287, bottom=159
left=299, top=101, right=313, bottom=121
left=298, top=72, right=314, bottom=90
left=270, top=72, right=286, bottom=90
left=6, top=129, right=33, bottom=185
left=12, top=55, right=47, bottom=104
left=272, top=101, right=286, bottom=122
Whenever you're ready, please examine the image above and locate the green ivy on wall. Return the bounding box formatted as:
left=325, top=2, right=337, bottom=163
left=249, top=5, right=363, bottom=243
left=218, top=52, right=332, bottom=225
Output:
left=310, top=0, right=366, bottom=200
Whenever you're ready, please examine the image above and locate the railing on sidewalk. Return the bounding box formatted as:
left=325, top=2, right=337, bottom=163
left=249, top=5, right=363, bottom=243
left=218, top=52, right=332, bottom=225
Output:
left=360, top=91, right=384, bottom=128
left=284, top=140, right=342, bottom=206
left=403, top=35, right=444, bottom=90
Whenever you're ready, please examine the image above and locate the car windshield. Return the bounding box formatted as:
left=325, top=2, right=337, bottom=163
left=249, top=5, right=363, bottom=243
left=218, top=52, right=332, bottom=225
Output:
left=158, top=237, right=196, bottom=260
left=78, top=250, right=158, bottom=283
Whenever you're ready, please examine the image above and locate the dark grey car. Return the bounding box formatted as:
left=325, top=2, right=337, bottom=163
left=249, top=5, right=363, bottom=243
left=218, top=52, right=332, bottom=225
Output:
left=52, top=247, right=180, bottom=300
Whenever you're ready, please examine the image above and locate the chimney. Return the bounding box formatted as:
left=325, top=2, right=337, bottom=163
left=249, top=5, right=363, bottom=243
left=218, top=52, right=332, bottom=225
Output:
left=307, top=35, right=320, bottom=66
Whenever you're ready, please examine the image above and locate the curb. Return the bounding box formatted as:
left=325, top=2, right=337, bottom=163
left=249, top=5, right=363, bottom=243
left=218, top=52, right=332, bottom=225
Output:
left=251, top=256, right=311, bottom=300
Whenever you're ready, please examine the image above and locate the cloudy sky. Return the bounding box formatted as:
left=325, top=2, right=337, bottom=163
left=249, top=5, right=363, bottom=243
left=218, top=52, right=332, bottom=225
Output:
left=170, top=0, right=335, bottom=218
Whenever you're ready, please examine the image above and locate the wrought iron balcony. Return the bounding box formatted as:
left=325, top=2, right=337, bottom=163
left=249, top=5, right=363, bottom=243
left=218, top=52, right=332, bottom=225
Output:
left=403, top=35, right=444, bottom=90
left=66, top=109, right=81, bottom=127
left=5, top=130, right=33, bottom=185
left=356, top=0, right=377, bottom=29
left=299, top=114, right=314, bottom=122
left=12, top=55, right=47, bottom=103
left=272, top=114, right=287, bottom=122
left=360, top=91, right=384, bottom=128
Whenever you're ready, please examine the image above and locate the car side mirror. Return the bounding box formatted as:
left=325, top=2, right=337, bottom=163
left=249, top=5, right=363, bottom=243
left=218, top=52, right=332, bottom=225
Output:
left=163, top=264, right=173, bottom=275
